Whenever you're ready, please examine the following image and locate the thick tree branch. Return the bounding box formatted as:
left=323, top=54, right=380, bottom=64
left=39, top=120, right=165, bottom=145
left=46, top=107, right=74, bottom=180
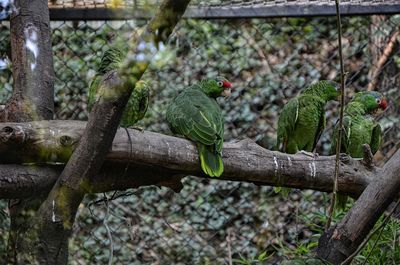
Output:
left=0, top=121, right=381, bottom=199
left=0, top=162, right=184, bottom=199
left=317, top=149, right=400, bottom=264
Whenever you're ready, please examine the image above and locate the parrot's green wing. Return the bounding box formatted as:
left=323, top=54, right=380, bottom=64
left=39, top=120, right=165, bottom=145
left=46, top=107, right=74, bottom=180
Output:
left=120, top=81, right=150, bottom=127
left=87, top=76, right=101, bottom=112
left=88, top=47, right=125, bottom=113
left=275, top=98, right=300, bottom=195
left=341, top=116, right=353, bottom=154
left=370, top=122, right=382, bottom=155
left=166, top=88, right=224, bottom=177
left=330, top=115, right=352, bottom=156
left=312, top=107, right=326, bottom=152
left=216, top=114, right=224, bottom=153
left=276, top=98, right=299, bottom=151
left=97, top=47, right=124, bottom=75
left=167, top=88, right=223, bottom=145
left=88, top=47, right=150, bottom=128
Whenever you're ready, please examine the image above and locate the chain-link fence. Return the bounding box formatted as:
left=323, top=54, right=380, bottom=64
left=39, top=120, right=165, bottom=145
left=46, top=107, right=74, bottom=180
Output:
left=0, top=2, right=399, bottom=264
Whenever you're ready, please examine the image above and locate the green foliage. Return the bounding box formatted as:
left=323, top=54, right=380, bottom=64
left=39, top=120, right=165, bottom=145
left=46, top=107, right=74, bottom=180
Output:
left=355, top=219, right=400, bottom=265
left=233, top=251, right=270, bottom=265
left=275, top=193, right=400, bottom=264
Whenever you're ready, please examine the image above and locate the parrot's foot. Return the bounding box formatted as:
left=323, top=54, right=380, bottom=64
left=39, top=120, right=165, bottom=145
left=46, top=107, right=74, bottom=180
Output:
left=297, top=150, right=319, bottom=159
left=339, top=153, right=351, bottom=164
left=129, top=126, right=145, bottom=132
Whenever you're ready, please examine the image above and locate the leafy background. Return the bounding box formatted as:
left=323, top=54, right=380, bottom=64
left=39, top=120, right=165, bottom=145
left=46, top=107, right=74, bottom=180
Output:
left=0, top=12, right=399, bottom=265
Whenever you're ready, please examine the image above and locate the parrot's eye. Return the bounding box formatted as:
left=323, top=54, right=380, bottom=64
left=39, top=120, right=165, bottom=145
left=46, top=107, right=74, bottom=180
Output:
left=376, top=98, right=381, bottom=104
left=217, top=81, right=224, bottom=87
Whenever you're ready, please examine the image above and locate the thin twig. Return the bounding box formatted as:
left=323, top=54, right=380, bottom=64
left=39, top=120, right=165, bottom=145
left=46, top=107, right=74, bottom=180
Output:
left=227, top=228, right=233, bottom=265
left=340, top=198, right=400, bottom=265
left=368, top=30, right=399, bottom=91
left=120, top=126, right=133, bottom=189
left=326, top=0, right=346, bottom=230
left=103, top=193, right=114, bottom=265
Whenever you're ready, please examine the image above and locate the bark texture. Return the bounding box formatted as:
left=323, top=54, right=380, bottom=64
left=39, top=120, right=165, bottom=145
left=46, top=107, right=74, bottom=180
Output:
left=317, top=149, right=400, bottom=264
left=2, top=0, right=54, bottom=122
left=28, top=1, right=190, bottom=264
left=0, top=121, right=381, bottom=199
left=2, top=1, right=55, bottom=263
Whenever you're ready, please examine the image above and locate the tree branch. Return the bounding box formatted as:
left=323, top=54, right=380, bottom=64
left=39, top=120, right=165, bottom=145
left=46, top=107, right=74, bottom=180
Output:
left=0, top=121, right=382, bottom=199
left=367, top=29, right=399, bottom=91
left=27, top=1, right=190, bottom=263
left=317, top=149, right=400, bottom=264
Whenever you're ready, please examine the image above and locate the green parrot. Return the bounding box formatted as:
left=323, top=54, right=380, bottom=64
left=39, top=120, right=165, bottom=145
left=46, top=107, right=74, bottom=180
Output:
left=277, top=80, right=340, bottom=154
left=166, top=77, right=233, bottom=177
left=275, top=80, right=340, bottom=194
left=88, top=47, right=150, bottom=127
left=331, top=91, right=387, bottom=209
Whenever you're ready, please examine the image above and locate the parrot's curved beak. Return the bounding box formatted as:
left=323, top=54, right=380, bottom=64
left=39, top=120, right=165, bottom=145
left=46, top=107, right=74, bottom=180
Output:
left=221, top=89, right=231, bottom=97
left=222, top=80, right=232, bottom=89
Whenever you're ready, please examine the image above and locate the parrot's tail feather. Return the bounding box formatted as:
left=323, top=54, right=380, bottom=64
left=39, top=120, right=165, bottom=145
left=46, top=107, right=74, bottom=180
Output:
left=197, top=144, right=223, bottom=177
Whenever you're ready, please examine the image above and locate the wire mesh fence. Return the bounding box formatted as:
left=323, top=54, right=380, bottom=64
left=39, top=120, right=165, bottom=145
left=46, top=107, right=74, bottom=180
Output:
left=0, top=4, right=399, bottom=264
left=45, top=0, right=400, bottom=9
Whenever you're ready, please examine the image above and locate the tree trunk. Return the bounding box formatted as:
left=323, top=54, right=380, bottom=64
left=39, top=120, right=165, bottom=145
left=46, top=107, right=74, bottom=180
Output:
left=4, top=0, right=54, bottom=122
left=4, top=1, right=55, bottom=263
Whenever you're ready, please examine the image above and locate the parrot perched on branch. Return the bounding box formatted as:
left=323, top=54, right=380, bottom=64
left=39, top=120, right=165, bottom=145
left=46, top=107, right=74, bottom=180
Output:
left=166, top=77, right=232, bottom=177
left=88, top=47, right=150, bottom=127
left=331, top=91, right=387, bottom=209
left=277, top=80, right=340, bottom=154
left=275, top=80, right=340, bottom=194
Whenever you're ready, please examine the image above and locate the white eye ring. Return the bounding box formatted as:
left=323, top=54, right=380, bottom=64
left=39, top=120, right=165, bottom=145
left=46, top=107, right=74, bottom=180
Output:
left=217, top=81, right=224, bottom=87
left=376, top=98, right=381, bottom=104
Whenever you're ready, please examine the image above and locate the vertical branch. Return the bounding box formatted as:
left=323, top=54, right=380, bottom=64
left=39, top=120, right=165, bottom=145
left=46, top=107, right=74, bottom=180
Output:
left=7, top=0, right=54, bottom=121
left=326, top=0, right=346, bottom=229
left=4, top=0, right=55, bottom=263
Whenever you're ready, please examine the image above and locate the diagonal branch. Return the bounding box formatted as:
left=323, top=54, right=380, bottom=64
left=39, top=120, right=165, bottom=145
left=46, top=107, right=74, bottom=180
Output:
left=317, top=149, right=400, bottom=264
left=367, top=29, right=399, bottom=91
